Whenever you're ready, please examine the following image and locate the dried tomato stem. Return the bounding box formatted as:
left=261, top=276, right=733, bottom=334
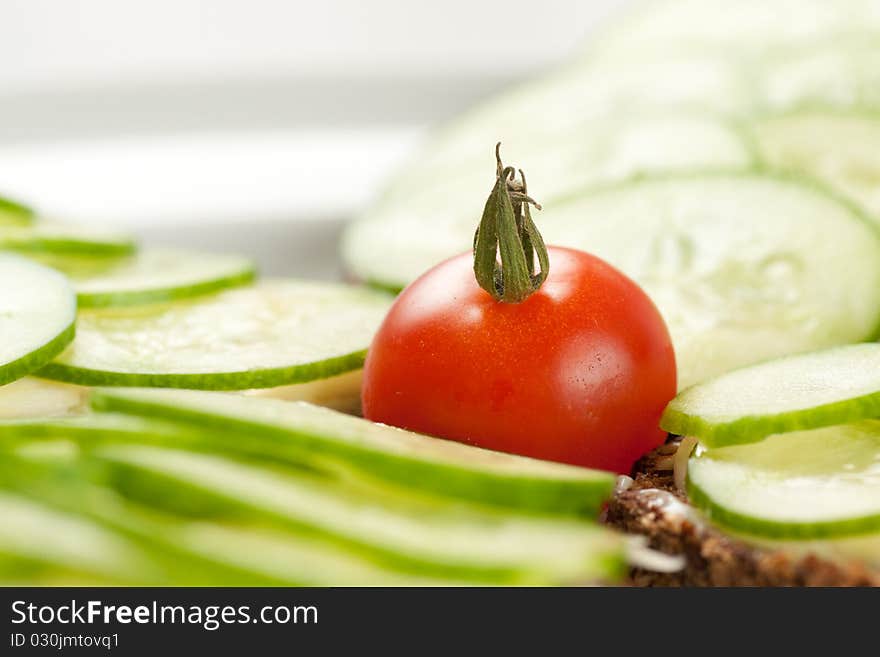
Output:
left=472, top=143, right=548, bottom=303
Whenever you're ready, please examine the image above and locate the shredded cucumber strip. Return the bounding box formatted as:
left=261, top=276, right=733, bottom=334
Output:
left=90, top=387, right=615, bottom=516
left=90, top=442, right=625, bottom=583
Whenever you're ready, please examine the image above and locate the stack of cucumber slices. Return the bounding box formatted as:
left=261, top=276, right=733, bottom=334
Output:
left=0, top=197, right=642, bottom=586
left=342, top=0, right=880, bottom=389
left=661, top=344, right=880, bottom=560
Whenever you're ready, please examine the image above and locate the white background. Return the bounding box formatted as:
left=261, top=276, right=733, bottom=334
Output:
left=0, top=0, right=627, bottom=226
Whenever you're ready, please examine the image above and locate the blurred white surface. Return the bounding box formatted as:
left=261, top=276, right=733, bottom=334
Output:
left=0, top=129, right=423, bottom=226
left=2, top=0, right=623, bottom=91
left=0, top=0, right=628, bottom=226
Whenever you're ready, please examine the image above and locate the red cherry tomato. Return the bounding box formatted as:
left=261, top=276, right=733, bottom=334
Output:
left=362, top=246, right=676, bottom=474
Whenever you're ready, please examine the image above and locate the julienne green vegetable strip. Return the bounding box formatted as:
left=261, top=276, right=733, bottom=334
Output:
left=88, top=388, right=616, bottom=517
left=0, top=194, right=35, bottom=224
left=0, top=440, right=625, bottom=585
left=86, top=443, right=626, bottom=584
left=0, top=450, right=493, bottom=586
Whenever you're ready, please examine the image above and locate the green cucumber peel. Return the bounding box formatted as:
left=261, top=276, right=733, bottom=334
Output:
left=68, top=248, right=258, bottom=308
left=37, top=280, right=392, bottom=390
left=0, top=255, right=78, bottom=386
left=0, top=195, right=35, bottom=224
left=90, top=387, right=616, bottom=517
left=88, top=442, right=625, bottom=584
left=662, top=344, right=880, bottom=447
left=687, top=420, right=880, bottom=539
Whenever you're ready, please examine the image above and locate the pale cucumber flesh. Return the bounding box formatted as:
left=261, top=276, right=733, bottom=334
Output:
left=758, top=39, right=880, bottom=114
left=753, top=111, right=880, bottom=221
left=90, top=387, right=616, bottom=516
left=0, top=377, right=88, bottom=420
left=590, top=0, right=875, bottom=57
left=662, top=344, right=880, bottom=446
left=687, top=421, right=880, bottom=539
left=0, top=255, right=77, bottom=386
left=376, top=113, right=754, bottom=230
left=346, top=174, right=880, bottom=388
left=38, top=280, right=392, bottom=389
left=384, top=55, right=752, bottom=184
left=242, top=369, right=364, bottom=415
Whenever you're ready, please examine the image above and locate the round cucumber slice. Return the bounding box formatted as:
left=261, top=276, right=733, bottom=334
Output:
left=371, top=113, right=754, bottom=240
left=92, top=443, right=625, bottom=583
left=662, top=344, right=880, bottom=446
left=753, top=110, right=880, bottom=220
left=90, top=387, right=616, bottom=516
left=346, top=173, right=880, bottom=388
left=0, top=255, right=77, bottom=386
left=0, top=195, right=35, bottom=225
left=412, top=54, right=751, bottom=178
left=759, top=39, right=880, bottom=113
left=38, top=280, right=391, bottom=389
left=65, top=248, right=256, bottom=307
left=688, top=420, right=880, bottom=539
left=590, top=0, right=877, bottom=57
left=0, top=222, right=135, bottom=256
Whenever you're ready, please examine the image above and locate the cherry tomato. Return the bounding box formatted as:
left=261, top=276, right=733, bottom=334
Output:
left=362, top=246, right=676, bottom=474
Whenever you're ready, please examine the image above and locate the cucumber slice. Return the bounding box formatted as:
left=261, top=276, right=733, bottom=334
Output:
left=687, top=421, right=880, bottom=539
left=91, top=387, right=616, bottom=516
left=753, top=111, right=880, bottom=220
left=662, top=344, right=880, bottom=446
left=591, top=0, right=862, bottom=56
left=0, top=222, right=135, bottom=256
left=410, top=54, right=751, bottom=178
left=369, top=113, right=754, bottom=245
left=91, top=442, right=625, bottom=583
left=65, top=248, right=256, bottom=307
left=0, top=195, right=35, bottom=225
left=0, top=255, right=77, bottom=385
left=759, top=39, right=880, bottom=113
left=38, top=280, right=392, bottom=389
left=243, top=369, right=364, bottom=414
left=346, top=173, right=880, bottom=388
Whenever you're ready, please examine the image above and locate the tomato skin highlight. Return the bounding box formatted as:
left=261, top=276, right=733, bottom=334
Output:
left=362, top=246, right=676, bottom=474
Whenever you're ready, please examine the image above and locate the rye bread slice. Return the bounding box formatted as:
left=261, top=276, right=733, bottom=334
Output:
left=605, top=437, right=880, bottom=586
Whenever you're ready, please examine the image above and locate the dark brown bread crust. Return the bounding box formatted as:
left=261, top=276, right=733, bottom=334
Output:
left=605, top=437, right=880, bottom=586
